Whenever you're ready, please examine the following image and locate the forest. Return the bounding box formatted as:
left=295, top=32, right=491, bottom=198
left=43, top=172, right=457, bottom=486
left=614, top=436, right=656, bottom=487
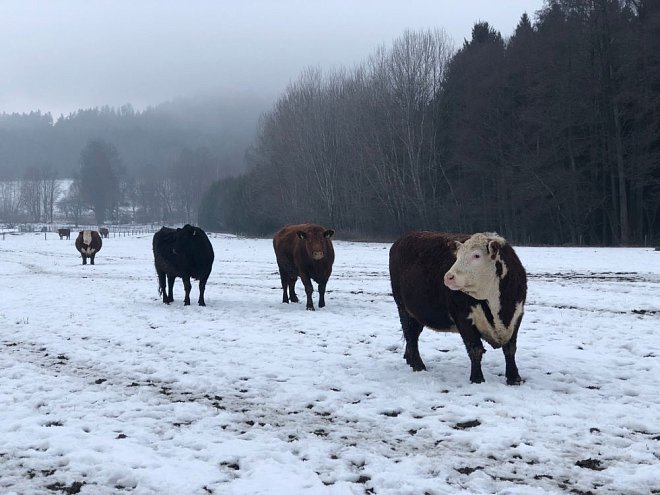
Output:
left=0, top=96, right=263, bottom=225
left=201, top=0, right=659, bottom=246
left=1, top=0, right=658, bottom=245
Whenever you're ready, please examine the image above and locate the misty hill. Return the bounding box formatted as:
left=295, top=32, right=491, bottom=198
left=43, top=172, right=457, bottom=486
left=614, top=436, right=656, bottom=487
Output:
left=0, top=94, right=268, bottom=180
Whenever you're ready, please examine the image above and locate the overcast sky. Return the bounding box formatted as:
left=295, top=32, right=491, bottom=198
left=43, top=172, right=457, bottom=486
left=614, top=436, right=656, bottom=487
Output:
left=0, top=0, right=545, bottom=117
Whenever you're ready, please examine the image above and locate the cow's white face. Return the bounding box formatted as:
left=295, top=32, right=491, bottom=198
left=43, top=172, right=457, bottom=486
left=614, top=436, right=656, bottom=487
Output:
left=443, top=233, right=506, bottom=301
left=83, top=230, right=93, bottom=246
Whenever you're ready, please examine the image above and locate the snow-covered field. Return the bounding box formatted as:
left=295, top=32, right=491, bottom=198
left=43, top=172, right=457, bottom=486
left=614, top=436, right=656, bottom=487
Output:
left=1, top=232, right=659, bottom=495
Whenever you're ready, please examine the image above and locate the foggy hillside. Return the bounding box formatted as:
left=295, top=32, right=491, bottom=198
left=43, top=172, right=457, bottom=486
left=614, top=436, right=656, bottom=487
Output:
left=0, top=93, right=268, bottom=180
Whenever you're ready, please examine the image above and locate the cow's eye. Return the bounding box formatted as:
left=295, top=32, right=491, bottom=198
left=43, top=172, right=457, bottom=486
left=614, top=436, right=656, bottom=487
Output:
left=473, top=253, right=481, bottom=259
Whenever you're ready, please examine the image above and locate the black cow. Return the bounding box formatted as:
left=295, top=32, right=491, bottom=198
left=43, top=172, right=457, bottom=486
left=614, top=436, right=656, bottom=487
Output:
left=152, top=225, right=214, bottom=306
left=58, top=228, right=71, bottom=240
left=99, top=227, right=109, bottom=238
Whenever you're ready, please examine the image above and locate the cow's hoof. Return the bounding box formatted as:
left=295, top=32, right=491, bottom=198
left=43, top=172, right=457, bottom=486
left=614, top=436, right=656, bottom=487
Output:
left=290, top=296, right=299, bottom=303
left=306, top=306, right=315, bottom=311
left=319, top=302, right=325, bottom=308
left=506, top=376, right=523, bottom=386
left=405, top=357, right=426, bottom=372
left=184, top=302, right=190, bottom=306
left=199, top=301, right=206, bottom=307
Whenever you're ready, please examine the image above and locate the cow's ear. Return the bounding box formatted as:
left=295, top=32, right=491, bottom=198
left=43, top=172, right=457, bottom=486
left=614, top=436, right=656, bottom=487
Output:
left=487, top=240, right=502, bottom=259
left=297, top=231, right=307, bottom=240
left=451, top=240, right=462, bottom=255
left=323, top=229, right=334, bottom=239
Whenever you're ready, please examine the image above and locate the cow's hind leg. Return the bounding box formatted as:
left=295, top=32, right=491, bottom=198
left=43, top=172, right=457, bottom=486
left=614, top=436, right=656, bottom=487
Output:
left=198, top=276, right=208, bottom=306
left=398, top=305, right=425, bottom=371
left=288, top=276, right=299, bottom=303
left=278, top=269, right=290, bottom=303
left=157, top=271, right=168, bottom=304
left=166, top=274, right=176, bottom=303
left=284, top=264, right=299, bottom=303
left=182, top=276, right=192, bottom=306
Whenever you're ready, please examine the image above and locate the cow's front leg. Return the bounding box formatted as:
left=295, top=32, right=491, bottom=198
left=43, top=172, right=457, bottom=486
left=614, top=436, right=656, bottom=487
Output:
left=300, top=273, right=315, bottom=311
left=503, top=320, right=523, bottom=385
left=318, top=280, right=327, bottom=308
left=90, top=253, right=95, bottom=265
left=81, top=254, right=87, bottom=265
left=458, top=324, right=486, bottom=384
left=182, top=276, right=192, bottom=306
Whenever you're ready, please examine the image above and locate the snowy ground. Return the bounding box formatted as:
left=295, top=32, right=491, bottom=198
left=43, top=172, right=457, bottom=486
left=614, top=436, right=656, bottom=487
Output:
left=1, top=232, right=658, bottom=495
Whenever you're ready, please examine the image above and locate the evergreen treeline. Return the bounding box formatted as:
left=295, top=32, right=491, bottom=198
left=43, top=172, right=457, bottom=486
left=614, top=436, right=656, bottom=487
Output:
left=200, top=0, right=660, bottom=245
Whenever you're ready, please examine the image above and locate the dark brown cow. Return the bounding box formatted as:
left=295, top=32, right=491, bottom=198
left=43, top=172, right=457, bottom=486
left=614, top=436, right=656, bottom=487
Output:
left=75, top=230, right=103, bottom=265
left=389, top=231, right=527, bottom=385
left=99, top=227, right=109, bottom=238
left=58, top=228, right=71, bottom=240
left=273, top=223, right=335, bottom=311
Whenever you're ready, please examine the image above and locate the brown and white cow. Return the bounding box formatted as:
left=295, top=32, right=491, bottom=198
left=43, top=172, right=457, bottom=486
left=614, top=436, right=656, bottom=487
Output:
left=389, top=231, right=527, bottom=385
left=273, top=223, right=335, bottom=311
left=75, top=230, right=103, bottom=265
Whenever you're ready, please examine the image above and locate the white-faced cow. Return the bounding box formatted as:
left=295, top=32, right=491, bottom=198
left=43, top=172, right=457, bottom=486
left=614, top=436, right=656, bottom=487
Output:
left=273, top=223, right=335, bottom=311
left=152, top=225, right=214, bottom=306
left=75, top=230, right=102, bottom=265
left=389, top=231, right=527, bottom=385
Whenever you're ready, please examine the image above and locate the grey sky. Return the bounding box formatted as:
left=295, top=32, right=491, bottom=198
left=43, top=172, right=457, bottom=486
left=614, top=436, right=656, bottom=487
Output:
left=1, top=0, right=545, bottom=117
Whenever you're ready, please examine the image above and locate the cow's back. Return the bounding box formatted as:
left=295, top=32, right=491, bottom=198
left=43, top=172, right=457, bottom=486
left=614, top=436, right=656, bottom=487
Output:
left=390, top=231, right=469, bottom=330
left=153, top=227, right=178, bottom=271
left=273, top=225, right=299, bottom=265
left=153, top=225, right=214, bottom=280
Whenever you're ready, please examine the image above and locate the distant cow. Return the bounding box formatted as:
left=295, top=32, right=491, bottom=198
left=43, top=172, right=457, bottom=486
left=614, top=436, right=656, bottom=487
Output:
left=99, top=227, right=109, bottom=238
left=273, top=223, right=335, bottom=311
left=389, top=231, right=527, bottom=385
left=58, top=228, right=71, bottom=240
left=152, top=224, right=214, bottom=306
left=75, top=230, right=103, bottom=265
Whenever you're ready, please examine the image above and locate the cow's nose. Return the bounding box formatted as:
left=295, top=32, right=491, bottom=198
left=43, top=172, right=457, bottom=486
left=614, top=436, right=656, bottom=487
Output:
left=444, top=272, right=455, bottom=283
left=312, top=251, right=324, bottom=260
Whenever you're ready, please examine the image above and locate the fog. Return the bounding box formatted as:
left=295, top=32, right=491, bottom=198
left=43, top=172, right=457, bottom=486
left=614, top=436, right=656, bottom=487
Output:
left=0, top=0, right=543, bottom=117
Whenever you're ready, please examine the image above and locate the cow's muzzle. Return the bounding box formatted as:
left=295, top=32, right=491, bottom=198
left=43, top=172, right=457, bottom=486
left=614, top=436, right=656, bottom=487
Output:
left=444, top=271, right=460, bottom=290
